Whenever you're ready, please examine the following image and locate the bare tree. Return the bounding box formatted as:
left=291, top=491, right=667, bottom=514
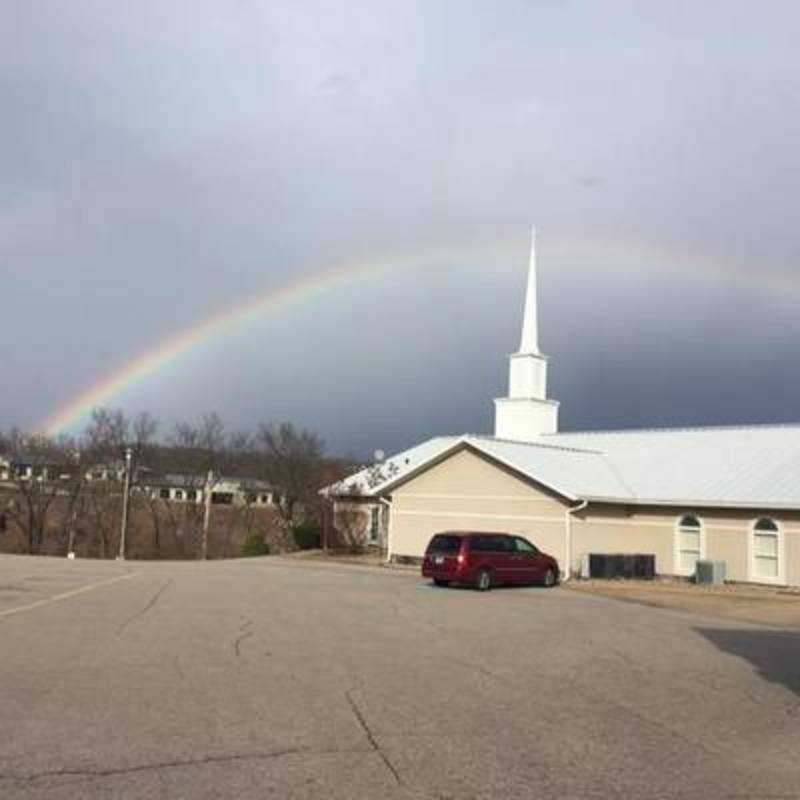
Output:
left=227, top=430, right=255, bottom=457
left=84, top=408, right=130, bottom=453
left=199, top=412, right=225, bottom=453
left=166, top=413, right=231, bottom=558
left=169, top=413, right=225, bottom=473
left=132, top=411, right=158, bottom=451
left=256, top=422, right=326, bottom=524
left=76, top=408, right=157, bottom=557
left=78, top=480, right=121, bottom=558
left=0, top=413, right=334, bottom=560
left=171, top=421, right=199, bottom=449
left=322, top=458, right=399, bottom=553
left=332, top=496, right=369, bottom=553
left=1, top=435, right=81, bottom=554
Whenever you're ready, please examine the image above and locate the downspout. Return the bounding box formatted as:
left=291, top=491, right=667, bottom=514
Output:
left=378, top=496, right=392, bottom=563
left=564, top=499, right=588, bottom=582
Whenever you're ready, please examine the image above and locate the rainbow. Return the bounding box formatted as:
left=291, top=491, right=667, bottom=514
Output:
left=37, top=229, right=797, bottom=436
left=37, top=235, right=523, bottom=436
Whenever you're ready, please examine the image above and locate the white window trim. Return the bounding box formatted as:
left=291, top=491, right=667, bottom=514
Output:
left=673, top=514, right=705, bottom=577
left=747, top=518, right=785, bottom=586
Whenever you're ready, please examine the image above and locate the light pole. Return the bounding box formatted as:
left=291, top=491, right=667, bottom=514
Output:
left=201, top=469, right=214, bottom=560
left=117, top=447, right=133, bottom=560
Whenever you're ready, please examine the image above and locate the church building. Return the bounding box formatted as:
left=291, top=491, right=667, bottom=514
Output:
left=327, top=230, right=800, bottom=586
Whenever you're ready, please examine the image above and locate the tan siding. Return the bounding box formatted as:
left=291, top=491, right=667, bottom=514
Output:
left=395, top=494, right=560, bottom=518
left=570, top=506, right=800, bottom=585
left=390, top=449, right=567, bottom=565
left=571, top=513, right=675, bottom=576
left=705, top=525, right=748, bottom=581
left=394, top=448, right=560, bottom=499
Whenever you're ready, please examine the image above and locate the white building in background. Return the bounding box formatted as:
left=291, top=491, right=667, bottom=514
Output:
left=139, top=474, right=281, bottom=508
left=83, top=465, right=282, bottom=508
left=327, top=228, right=800, bottom=587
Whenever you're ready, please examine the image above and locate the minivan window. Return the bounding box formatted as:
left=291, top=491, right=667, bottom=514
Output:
left=497, top=536, right=515, bottom=552
left=472, top=535, right=509, bottom=552
left=471, top=536, right=487, bottom=552
left=471, top=535, right=494, bottom=552
left=427, top=535, right=462, bottom=554
left=513, top=537, right=539, bottom=554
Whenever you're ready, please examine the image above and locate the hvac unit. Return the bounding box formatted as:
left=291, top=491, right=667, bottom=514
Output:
left=695, top=560, right=727, bottom=585
left=587, top=553, right=656, bottom=580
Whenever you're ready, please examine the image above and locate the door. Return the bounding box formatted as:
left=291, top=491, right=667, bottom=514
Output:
left=472, top=535, right=514, bottom=583
left=492, top=535, right=518, bottom=583
left=512, top=536, right=546, bottom=582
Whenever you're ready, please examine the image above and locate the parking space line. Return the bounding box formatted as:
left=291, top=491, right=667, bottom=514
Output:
left=0, top=572, right=137, bottom=620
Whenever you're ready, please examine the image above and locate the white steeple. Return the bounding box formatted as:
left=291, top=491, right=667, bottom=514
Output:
left=518, top=226, right=540, bottom=354
left=493, top=226, right=559, bottom=441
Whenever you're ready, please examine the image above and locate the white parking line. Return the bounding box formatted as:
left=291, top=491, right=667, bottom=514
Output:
left=0, top=572, right=137, bottom=620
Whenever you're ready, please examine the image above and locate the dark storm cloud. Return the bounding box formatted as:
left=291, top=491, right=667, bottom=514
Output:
left=2, top=1, right=799, bottom=453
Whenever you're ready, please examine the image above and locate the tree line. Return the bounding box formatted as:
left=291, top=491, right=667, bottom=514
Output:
left=0, top=409, right=351, bottom=558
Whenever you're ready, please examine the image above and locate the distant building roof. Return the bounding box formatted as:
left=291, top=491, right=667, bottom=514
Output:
left=141, top=473, right=276, bottom=491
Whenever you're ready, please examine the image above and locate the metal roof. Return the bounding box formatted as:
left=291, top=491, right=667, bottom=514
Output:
left=143, top=474, right=275, bottom=490
left=327, top=424, right=800, bottom=510
left=545, top=424, right=800, bottom=509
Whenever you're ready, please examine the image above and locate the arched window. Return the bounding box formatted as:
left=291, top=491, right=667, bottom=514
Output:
left=752, top=518, right=780, bottom=580
left=676, top=515, right=703, bottom=575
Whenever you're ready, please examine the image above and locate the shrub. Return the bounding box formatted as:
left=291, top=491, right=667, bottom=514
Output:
left=242, top=533, right=270, bottom=557
left=292, top=522, right=321, bottom=550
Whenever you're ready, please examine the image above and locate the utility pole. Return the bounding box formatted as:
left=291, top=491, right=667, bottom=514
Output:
left=117, top=447, right=133, bottom=560
left=201, top=469, right=214, bottom=560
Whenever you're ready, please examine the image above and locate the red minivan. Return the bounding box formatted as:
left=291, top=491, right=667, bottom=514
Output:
left=421, top=531, right=559, bottom=590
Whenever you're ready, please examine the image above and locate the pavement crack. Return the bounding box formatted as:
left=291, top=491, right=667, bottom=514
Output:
left=3, top=747, right=303, bottom=785
left=344, top=690, right=403, bottom=786
left=233, top=629, right=255, bottom=659
left=443, top=655, right=500, bottom=681
left=116, top=578, right=173, bottom=636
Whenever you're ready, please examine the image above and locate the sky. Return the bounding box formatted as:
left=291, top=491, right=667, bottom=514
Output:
left=2, top=0, right=800, bottom=456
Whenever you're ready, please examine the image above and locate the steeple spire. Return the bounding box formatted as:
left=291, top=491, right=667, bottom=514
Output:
left=493, top=225, right=559, bottom=441
left=518, top=225, right=540, bottom=354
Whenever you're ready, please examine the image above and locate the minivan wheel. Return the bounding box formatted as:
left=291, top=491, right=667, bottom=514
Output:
left=433, top=579, right=450, bottom=587
left=542, top=568, right=556, bottom=588
left=475, top=568, right=492, bottom=592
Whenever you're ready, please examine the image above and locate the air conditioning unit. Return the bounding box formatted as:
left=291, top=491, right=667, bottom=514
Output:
left=695, top=560, right=726, bottom=585
left=586, top=553, right=656, bottom=580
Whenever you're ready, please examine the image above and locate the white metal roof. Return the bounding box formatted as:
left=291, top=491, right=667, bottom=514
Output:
left=327, top=424, right=800, bottom=510
left=545, top=424, right=800, bottom=509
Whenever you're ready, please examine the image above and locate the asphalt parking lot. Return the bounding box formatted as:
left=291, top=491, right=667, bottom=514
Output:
left=1, top=555, right=799, bottom=799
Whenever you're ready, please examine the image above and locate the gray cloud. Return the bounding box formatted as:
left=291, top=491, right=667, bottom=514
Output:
left=3, top=1, right=800, bottom=454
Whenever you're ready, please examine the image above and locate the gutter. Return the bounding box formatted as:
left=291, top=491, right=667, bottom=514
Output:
left=564, top=499, right=588, bottom=581
left=580, top=495, right=800, bottom=512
